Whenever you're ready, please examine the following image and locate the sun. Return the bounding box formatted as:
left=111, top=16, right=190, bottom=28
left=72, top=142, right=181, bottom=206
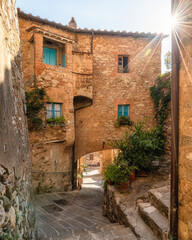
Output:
left=171, top=14, right=179, bottom=29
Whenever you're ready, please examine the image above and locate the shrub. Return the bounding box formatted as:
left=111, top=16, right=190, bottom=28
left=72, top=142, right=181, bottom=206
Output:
left=113, top=121, right=164, bottom=171
left=104, top=161, right=136, bottom=185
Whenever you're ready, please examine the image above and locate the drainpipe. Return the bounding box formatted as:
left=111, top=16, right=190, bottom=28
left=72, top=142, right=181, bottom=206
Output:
left=170, top=0, right=180, bottom=239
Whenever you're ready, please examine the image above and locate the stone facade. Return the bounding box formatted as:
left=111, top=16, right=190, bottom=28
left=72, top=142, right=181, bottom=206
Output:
left=18, top=10, right=167, bottom=192
left=177, top=1, right=192, bottom=239
left=0, top=1, right=36, bottom=238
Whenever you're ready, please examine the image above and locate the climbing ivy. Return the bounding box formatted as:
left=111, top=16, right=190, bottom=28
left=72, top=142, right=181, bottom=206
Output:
left=25, top=77, right=49, bottom=129
left=150, top=75, right=171, bottom=126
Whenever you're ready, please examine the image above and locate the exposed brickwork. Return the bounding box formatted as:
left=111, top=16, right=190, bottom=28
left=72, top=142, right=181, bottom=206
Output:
left=18, top=12, right=169, bottom=192
left=178, top=2, right=192, bottom=238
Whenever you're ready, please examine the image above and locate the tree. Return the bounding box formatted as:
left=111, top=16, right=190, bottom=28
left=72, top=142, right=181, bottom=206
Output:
left=164, top=51, right=171, bottom=71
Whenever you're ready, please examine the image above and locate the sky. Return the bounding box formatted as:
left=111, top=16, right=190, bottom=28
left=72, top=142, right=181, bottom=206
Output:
left=16, top=0, right=171, bottom=72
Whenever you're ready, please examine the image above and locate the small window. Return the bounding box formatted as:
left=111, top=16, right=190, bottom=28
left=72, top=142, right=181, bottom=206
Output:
left=118, top=56, right=129, bottom=73
left=46, top=103, right=62, bottom=119
left=118, top=105, right=129, bottom=118
left=43, top=38, right=66, bottom=68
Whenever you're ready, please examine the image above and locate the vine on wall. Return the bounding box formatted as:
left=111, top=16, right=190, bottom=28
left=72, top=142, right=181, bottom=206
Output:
left=150, top=74, right=171, bottom=127
left=25, top=77, right=49, bottom=129
left=150, top=74, right=171, bottom=153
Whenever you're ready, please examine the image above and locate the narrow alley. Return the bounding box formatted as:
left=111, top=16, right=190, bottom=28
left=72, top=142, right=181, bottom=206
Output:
left=35, top=168, right=137, bottom=240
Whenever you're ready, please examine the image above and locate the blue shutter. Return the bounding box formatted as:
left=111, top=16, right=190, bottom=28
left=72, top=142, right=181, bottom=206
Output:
left=62, top=54, right=66, bottom=67
left=118, top=106, right=123, bottom=118
left=43, top=48, right=56, bottom=65
left=49, top=48, right=57, bottom=66
left=123, top=105, right=129, bottom=117
left=43, top=47, right=49, bottom=64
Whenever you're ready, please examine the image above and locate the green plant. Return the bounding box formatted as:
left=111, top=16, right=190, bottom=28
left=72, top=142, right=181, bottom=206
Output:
left=104, top=162, right=134, bottom=186
left=115, top=115, right=132, bottom=128
left=113, top=121, right=164, bottom=171
left=25, top=76, right=49, bottom=129
left=150, top=75, right=171, bottom=126
left=46, top=116, right=66, bottom=126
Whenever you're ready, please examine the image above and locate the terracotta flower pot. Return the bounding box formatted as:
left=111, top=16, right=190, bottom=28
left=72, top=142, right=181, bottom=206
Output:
left=130, top=170, right=136, bottom=181
left=118, top=180, right=131, bottom=193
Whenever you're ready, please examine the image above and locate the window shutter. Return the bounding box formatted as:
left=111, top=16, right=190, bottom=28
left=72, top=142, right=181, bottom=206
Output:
left=49, top=49, right=57, bottom=66
left=123, top=105, right=129, bottom=117
left=62, top=54, right=66, bottom=67
left=43, top=47, right=49, bottom=64
left=118, top=105, right=123, bottom=118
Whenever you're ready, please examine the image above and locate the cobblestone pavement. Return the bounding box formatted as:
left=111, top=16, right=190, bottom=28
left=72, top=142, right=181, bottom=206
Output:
left=34, top=168, right=137, bottom=240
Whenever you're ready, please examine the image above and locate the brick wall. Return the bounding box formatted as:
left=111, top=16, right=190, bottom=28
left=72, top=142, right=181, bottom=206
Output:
left=178, top=1, right=192, bottom=238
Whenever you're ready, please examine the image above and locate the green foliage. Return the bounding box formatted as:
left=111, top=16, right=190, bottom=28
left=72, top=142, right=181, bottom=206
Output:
left=150, top=75, right=171, bottom=126
left=25, top=77, right=49, bottom=129
left=115, top=115, right=132, bottom=128
left=164, top=51, right=171, bottom=71
left=104, top=161, right=135, bottom=185
left=46, top=116, right=66, bottom=126
left=112, top=121, right=164, bottom=171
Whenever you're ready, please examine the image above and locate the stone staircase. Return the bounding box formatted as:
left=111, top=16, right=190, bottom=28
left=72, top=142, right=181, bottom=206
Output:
left=103, top=184, right=170, bottom=240
left=134, top=185, right=170, bottom=240
left=39, top=222, right=138, bottom=240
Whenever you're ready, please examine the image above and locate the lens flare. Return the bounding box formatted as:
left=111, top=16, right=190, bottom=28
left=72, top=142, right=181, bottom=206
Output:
left=171, top=15, right=178, bottom=29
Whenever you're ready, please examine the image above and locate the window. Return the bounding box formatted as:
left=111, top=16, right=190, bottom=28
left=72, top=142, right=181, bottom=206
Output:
left=118, top=105, right=129, bottom=118
left=43, top=38, right=66, bottom=67
left=43, top=47, right=57, bottom=66
left=46, top=103, right=62, bottom=119
left=118, top=56, right=129, bottom=73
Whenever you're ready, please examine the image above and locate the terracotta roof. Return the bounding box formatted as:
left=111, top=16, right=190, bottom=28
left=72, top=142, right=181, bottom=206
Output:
left=17, top=8, right=167, bottom=39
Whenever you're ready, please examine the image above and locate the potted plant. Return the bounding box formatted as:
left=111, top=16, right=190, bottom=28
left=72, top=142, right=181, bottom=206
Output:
left=104, top=161, right=136, bottom=192
left=115, top=116, right=132, bottom=128
left=46, top=116, right=66, bottom=126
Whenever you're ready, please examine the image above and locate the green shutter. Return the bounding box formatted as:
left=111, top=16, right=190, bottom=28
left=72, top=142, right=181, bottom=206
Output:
left=118, top=106, right=123, bottom=118
left=49, top=48, right=57, bottom=66
left=43, top=47, right=49, bottom=64
left=123, top=105, right=129, bottom=117
left=43, top=47, right=57, bottom=66
left=62, top=54, right=66, bottom=67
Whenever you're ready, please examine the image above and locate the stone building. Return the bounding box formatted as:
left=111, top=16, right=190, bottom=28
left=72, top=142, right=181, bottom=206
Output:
left=18, top=9, right=166, bottom=193
left=0, top=1, right=36, bottom=238
left=171, top=0, right=192, bottom=239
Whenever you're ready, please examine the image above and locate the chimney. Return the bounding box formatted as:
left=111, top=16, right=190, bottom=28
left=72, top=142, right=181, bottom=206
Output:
left=68, top=17, right=77, bottom=29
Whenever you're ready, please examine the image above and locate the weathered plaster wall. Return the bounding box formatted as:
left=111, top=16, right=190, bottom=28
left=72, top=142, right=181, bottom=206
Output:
left=178, top=2, right=192, bottom=238
left=0, top=1, right=35, bottom=238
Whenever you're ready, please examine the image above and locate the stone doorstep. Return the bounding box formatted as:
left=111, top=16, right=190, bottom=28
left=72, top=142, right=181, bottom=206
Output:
left=138, top=202, right=169, bottom=240
left=148, top=186, right=170, bottom=218
left=125, top=210, right=158, bottom=240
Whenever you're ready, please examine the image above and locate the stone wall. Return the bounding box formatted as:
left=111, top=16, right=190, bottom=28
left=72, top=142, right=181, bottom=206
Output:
left=178, top=1, right=192, bottom=239
left=29, top=126, right=73, bottom=193
left=0, top=1, right=36, bottom=238
left=18, top=11, right=169, bottom=191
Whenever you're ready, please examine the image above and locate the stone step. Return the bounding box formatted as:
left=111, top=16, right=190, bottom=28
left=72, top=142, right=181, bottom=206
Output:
left=125, top=210, right=158, bottom=240
left=148, top=186, right=170, bottom=218
left=138, top=202, right=169, bottom=240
